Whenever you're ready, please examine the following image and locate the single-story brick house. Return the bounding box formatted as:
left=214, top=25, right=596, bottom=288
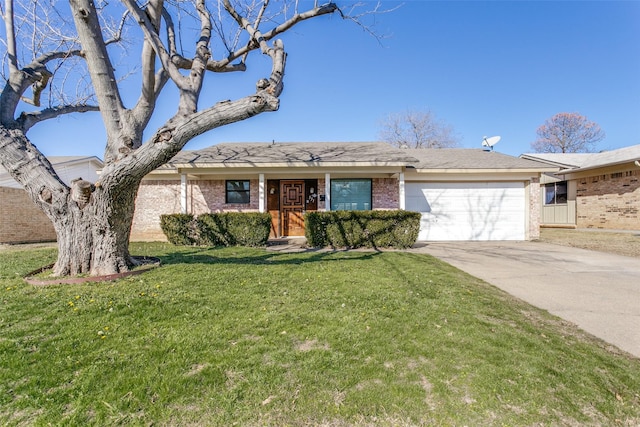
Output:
left=521, top=144, right=640, bottom=230
left=132, top=142, right=557, bottom=242
left=0, top=156, right=103, bottom=244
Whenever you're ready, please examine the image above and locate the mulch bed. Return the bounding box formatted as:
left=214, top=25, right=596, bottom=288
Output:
left=24, top=256, right=161, bottom=286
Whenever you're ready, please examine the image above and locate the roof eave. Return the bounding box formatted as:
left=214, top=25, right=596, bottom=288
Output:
left=53, top=156, right=104, bottom=167
left=558, top=158, right=640, bottom=175
left=411, top=167, right=559, bottom=174
left=519, top=155, right=579, bottom=169
left=171, top=161, right=410, bottom=169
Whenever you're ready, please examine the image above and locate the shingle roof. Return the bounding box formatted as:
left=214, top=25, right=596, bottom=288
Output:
left=161, top=142, right=556, bottom=172
left=168, top=142, right=417, bottom=166
left=521, top=144, right=640, bottom=171
left=404, top=148, right=556, bottom=170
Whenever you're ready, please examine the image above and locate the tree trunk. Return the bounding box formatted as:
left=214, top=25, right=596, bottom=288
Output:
left=50, top=179, right=139, bottom=277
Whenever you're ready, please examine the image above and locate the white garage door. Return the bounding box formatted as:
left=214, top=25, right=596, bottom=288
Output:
left=406, top=182, right=526, bottom=241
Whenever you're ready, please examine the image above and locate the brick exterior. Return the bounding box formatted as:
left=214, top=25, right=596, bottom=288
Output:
left=130, top=180, right=182, bottom=241
left=528, top=177, right=541, bottom=240
left=132, top=176, right=541, bottom=241
left=131, top=177, right=401, bottom=241
left=575, top=168, right=640, bottom=230
left=190, top=179, right=260, bottom=214
left=0, top=187, right=56, bottom=244
left=372, top=178, right=399, bottom=209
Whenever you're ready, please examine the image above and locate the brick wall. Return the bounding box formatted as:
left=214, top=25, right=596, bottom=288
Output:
left=528, top=178, right=541, bottom=240
left=575, top=168, right=640, bottom=230
left=372, top=178, right=399, bottom=209
left=131, top=176, right=402, bottom=241
left=190, top=179, right=260, bottom=215
left=130, top=180, right=182, bottom=241
left=0, top=187, right=56, bottom=243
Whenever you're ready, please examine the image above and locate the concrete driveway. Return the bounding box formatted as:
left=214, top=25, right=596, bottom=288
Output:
left=414, top=241, right=640, bottom=359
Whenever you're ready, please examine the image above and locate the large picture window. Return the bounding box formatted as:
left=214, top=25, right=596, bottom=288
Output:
left=330, top=179, right=372, bottom=211
left=544, top=181, right=567, bottom=205
left=226, top=180, right=250, bottom=204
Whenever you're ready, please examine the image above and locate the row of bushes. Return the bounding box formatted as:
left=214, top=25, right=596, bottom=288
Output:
left=160, top=213, right=271, bottom=247
left=305, top=210, right=421, bottom=249
left=160, top=210, right=421, bottom=249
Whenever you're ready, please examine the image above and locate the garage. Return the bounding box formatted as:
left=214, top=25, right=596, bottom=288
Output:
left=405, top=181, right=526, bottom=241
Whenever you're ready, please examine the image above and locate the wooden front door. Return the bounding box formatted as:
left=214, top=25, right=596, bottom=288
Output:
left=281, top=180, right=305, bottom=236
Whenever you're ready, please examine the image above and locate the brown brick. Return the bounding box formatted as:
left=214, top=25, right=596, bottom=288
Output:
left=575, top=169, right=640, bottom=230
left=0, top=187, right=56, bottom=243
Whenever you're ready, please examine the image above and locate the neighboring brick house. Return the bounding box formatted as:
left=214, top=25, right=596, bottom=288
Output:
left=0, top=187, right=57, bottom=243
left=521, top=144, right=640, bottom=230
left=0, top=156, right=103, bottom=244
left=132, top=142, right=555, bottom=242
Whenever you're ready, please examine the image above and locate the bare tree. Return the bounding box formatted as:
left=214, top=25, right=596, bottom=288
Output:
left=0, top=0, right=378, bottom=277
left=531, top=112, right=605, bottom=153
left=378, top=109, right=460, bottom=149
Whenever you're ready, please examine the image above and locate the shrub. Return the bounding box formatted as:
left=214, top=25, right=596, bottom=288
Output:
left=160, top=214, right=197, bottom=245
left=197, top=212, right=271, bottom=247
left=305, top=210, right=420, bottom=249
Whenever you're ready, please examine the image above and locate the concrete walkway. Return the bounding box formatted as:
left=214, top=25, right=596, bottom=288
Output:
left=414, top=241, right=640, bottom=358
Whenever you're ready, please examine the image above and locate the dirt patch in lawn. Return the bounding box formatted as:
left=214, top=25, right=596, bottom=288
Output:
left=539, top=228, right=640, bottom=258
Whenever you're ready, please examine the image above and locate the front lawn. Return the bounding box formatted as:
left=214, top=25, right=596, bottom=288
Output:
left=1, top=243, right=639, bottom=426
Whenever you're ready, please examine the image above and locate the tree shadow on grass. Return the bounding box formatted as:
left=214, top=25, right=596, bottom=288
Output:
left=155, top=246, right=382, bottom=267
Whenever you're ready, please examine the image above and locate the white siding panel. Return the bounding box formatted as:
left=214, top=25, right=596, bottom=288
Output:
left=406, top=182, right=526, bottom=241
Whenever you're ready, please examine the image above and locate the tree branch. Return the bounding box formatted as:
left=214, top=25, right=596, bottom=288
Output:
left=175, top=0, right=212, bottom=115
left=69, top=0, right=124, bottom=135
left=18, top=104, right=100, bottom=132
left=0, top=49, right=84, bottom=127
left=210, top=1, right=337, bottom=71
left=3, top=0, right=19, bottom=73
left=0, top=125, right=68, bottom=215
left=121, top=0, right=186, bottom=88
left=132, top=0, right=165, bottom=129
left=98, top=37, right=287, bottom=187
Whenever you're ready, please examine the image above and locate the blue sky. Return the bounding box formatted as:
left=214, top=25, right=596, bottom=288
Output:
left=27, top=0, right=640, bottom=158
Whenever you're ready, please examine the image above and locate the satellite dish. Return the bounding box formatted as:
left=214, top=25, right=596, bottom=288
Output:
left=482, top=135, right=501, bottom=151
left=635, top=160, right=640, bottom=168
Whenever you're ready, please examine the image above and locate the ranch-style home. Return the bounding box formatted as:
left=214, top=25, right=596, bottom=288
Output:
left=521, top=144, right=640, bottom=230
left=131, top=142, right=557, bottom=242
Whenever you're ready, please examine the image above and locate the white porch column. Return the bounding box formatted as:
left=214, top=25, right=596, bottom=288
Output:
left=399, top=172, right=406, bottom=210
left=259, top=173, right=265, bottom=213
left=180, top=173, right=188, bottom=214
left=324, top=173, right=331, bottom=211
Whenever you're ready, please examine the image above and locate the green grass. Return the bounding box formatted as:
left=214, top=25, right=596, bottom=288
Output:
left=1, top=243, right=639, bottom=426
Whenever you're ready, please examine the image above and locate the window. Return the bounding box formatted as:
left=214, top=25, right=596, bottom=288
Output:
left=544, top=181, right=567, bottom=205
left=330, top=179, right=371, bottom=211
left=226, top=180, right=250, bottom=204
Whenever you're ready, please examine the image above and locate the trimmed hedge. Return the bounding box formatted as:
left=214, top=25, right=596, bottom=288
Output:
left=305, top=210, right=421, bottom=249
left=197, top=213, right=271, bottom=247
left=160, top=212, right=271, bottom=247
left=160, top=214, right=197, bottom=246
